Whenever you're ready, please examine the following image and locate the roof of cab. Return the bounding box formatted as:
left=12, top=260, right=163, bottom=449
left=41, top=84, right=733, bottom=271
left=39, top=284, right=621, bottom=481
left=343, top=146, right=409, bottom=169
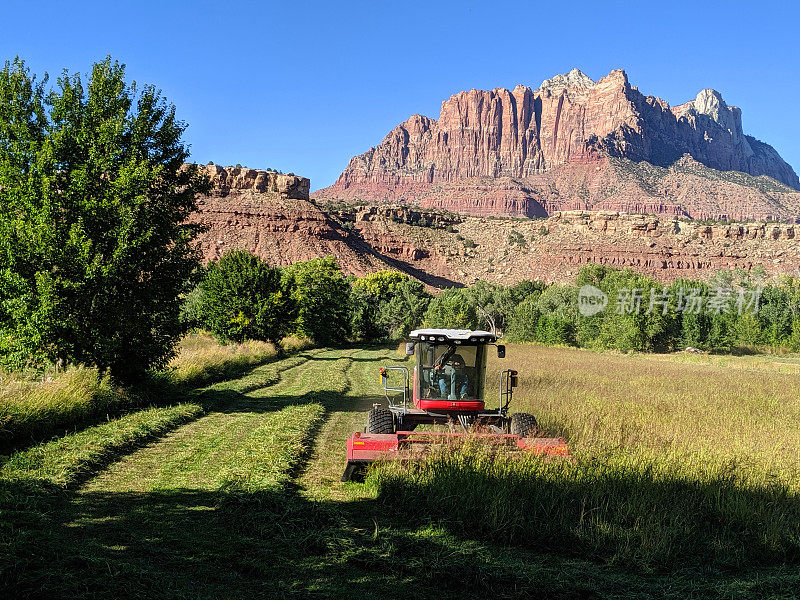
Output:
left=408, top=329, right=497, bottom=342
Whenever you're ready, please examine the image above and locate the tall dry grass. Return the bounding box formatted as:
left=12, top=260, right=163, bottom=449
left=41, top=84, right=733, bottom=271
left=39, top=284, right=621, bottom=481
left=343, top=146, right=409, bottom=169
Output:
left=0, top=366, right=122, bottom=452
left=489, top=345, right=800, bottom=488
left=370, top=344, right=800, bottom=571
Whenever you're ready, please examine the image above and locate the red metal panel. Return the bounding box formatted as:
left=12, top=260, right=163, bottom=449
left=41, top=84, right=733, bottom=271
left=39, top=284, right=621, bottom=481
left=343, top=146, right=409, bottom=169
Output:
left=347, top=431, right=570, bottom=463
left=347, top=433, right=400, bottom=461
left=417, top=399, right=485, bottom=411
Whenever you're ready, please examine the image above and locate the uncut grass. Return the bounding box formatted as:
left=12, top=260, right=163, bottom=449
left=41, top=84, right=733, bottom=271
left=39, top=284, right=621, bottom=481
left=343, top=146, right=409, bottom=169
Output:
left=369, top=345, right=800, bottom=572
left=369, top=443, right=800, bottom=571
left=490, top=345, right=800, bottom=487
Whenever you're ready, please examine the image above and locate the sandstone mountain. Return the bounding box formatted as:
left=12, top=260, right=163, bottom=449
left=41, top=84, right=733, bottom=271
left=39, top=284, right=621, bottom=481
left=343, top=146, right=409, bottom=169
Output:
left=315, top=69, right=800, bottom=221
left=190, top=165, right=800, bottom=288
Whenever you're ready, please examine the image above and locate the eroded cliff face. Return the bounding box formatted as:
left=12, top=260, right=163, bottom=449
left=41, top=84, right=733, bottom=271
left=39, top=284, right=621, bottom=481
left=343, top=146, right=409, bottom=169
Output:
left=189, top=164, right=800, bottom=287
left=187, top=165, right=460, bottom=287
left=316, top=69, right=800, bottom=221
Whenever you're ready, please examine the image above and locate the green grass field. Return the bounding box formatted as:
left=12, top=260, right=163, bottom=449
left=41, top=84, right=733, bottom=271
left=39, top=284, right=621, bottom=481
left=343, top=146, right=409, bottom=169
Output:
left=2, top=342, right=799, bottom=598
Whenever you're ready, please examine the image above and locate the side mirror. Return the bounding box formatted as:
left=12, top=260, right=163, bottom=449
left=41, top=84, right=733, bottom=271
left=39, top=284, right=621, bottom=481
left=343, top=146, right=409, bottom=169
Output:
left=496, top=344, right=506, bottom=358
left=405, top=342, right=415, bottom=356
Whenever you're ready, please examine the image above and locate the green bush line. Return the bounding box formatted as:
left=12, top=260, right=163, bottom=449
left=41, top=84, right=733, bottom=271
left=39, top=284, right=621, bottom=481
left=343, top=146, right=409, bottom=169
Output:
left=202, top=254, right=800, bottom=355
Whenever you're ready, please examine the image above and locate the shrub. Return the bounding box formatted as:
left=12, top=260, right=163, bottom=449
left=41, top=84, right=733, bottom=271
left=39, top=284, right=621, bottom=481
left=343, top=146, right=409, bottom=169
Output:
left=199, top=250, right=293, bottom=343
left=283, top=256, right=350, bottom=345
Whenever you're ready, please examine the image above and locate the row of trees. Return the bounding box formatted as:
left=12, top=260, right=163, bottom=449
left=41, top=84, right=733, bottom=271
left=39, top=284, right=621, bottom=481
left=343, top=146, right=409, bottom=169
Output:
left=194, top=252, right=800, bottom=354
left=189, top=252, right=432, bottom=346
left=423, top=265, right=800, bottom=353
left=189, top=252, right=351, bottom=346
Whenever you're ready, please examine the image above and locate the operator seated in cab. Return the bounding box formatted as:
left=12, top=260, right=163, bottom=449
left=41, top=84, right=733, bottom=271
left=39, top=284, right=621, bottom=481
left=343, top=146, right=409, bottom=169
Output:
left=435, top=353, right=469, bottom=400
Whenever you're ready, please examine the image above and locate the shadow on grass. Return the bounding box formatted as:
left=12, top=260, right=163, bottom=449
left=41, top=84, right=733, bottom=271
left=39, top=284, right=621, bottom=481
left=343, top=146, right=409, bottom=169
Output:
left=369, top=452, right=800, bottom=574
left=0, top=481, right=580, bottom=600
left=3, top=476, right=799, bottom=600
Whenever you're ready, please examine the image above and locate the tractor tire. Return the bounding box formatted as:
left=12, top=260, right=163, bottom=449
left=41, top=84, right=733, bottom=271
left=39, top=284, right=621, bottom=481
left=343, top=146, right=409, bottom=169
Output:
left=510, top=412, right=538, bottom=438
left=365, top=408, right=395, bottom=435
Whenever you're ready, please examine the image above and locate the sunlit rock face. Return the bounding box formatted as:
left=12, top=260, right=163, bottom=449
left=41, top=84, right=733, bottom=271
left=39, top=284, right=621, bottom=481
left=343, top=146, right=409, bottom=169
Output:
left=315, top=69, right=799, bottom=221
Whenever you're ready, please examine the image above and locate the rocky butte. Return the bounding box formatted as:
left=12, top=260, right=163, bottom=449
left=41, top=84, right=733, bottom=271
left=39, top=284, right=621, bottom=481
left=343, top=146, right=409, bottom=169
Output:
left=315, top=69, right=800, bottom=222
left=190, top=164, right=800, bottom=288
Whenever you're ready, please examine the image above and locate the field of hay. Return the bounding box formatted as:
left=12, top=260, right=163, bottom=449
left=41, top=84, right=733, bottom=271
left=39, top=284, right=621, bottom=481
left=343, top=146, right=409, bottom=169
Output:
left=371, top=346, right=800, bottom=573
left=498, top=346, right=800, bottom=486
left=2, top=341, right=799, bottom=598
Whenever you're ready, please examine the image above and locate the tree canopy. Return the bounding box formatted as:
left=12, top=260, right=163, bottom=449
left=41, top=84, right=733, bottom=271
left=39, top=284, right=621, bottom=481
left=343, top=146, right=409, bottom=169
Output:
left=198, top=250, right=293, bottom=343
left=0, top=57, right=209, bottom=379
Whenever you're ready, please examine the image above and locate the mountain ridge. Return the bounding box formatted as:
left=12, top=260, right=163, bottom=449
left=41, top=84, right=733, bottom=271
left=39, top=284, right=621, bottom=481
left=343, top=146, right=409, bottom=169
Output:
left=315, top=69, right=800, bottom=221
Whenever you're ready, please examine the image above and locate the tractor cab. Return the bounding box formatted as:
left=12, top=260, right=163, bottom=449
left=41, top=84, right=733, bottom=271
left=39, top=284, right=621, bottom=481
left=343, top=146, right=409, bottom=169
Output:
left=341, top=328, right=570, bottom=481
left=409, top=329, right=496, bottom=412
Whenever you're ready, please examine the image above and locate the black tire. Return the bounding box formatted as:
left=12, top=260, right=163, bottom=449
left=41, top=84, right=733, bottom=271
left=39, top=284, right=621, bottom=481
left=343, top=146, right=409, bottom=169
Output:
left=510, top=412, right=538, bottom=438
left=365, top=408, right=395, bottom=434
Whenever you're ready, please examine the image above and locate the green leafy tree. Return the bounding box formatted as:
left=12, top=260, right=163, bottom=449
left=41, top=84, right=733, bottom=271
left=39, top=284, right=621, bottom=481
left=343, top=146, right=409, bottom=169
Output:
left=423, top=288, right=480, bottom=330
left=349, top=271, right=430, bottom=341
left=283, top=256, right=350, bottom=345
left=352, top=270, right=407, bottom=298
left=0, top=57, right=210, bottom=379
left=350, top=270, right=403, bottom=341
left=199, top=250, right=292, bottom=343
left=574, top=265, right=677, bottom=352
left=533, top=284, right=578, bottom=345
left=379, top=278, right=431, bottom=339
left=665, top=279, right=712, bottom=349
left=506, top=296, right=542, bottom=342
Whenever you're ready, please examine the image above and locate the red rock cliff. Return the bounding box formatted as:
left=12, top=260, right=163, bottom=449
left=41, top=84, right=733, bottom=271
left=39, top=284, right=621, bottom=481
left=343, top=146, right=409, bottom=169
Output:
left=316, top=69, right=800, bottom=220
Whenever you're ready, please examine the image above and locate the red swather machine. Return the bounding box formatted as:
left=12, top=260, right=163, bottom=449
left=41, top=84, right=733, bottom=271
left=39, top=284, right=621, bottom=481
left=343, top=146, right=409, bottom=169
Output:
left=342, top=329, right=569, bottom=481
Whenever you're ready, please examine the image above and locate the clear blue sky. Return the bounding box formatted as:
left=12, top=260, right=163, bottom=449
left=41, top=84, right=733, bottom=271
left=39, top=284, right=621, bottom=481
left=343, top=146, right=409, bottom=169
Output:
left=2, top=0, right=798, bottom=191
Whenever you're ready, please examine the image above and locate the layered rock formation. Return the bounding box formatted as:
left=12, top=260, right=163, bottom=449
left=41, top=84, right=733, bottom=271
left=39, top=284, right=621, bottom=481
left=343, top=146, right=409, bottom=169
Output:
left=188, top=165, right=459, bottom=287
left=189, top=164, right=800, bottom=287
left=316, top=69, right=800, bottom=221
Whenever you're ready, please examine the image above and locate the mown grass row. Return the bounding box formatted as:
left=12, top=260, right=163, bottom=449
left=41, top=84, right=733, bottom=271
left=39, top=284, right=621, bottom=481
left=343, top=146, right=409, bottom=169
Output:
left=0, top=333, right=311, bottom=453
left=0, top=403, right=204, bottom=488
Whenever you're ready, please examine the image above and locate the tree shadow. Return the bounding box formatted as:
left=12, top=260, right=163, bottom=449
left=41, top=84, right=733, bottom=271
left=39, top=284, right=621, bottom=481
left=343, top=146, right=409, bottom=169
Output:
left=1, top=481, right=592, bottom=599
left=3, top=473, right=798, bottom=600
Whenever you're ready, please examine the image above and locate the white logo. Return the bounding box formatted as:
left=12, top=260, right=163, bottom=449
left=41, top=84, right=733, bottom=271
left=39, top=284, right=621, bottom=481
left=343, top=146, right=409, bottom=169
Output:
left=578, top=285, right=608, bottom=317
